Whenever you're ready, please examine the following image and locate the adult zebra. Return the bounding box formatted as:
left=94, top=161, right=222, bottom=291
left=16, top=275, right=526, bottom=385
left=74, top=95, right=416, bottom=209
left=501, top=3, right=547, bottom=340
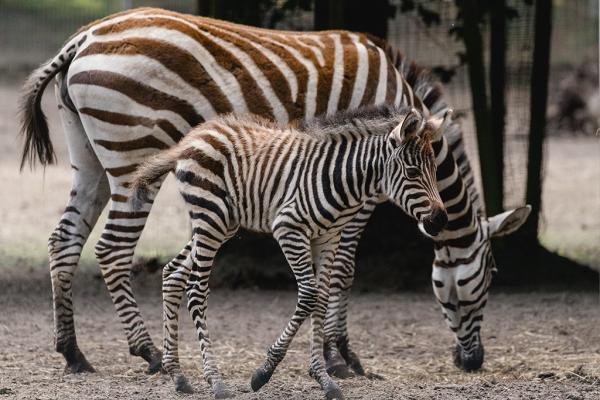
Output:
left=20, top=7, right=529, bottom=375
left=130, top=106, right=448, bottom=399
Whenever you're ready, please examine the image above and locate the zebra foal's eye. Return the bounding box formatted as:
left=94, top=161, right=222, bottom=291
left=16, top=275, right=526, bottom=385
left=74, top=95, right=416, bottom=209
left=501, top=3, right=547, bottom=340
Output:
left=405, top=167, right=421, bottom=179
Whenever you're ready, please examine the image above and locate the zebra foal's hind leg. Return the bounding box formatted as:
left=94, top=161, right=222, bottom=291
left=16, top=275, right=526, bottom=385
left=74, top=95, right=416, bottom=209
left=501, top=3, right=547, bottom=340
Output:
left=185, top=226, right=237, bottom=399
left=161, top=240, right=194, bottom=393
left=49, top=81, right=110, bottom=373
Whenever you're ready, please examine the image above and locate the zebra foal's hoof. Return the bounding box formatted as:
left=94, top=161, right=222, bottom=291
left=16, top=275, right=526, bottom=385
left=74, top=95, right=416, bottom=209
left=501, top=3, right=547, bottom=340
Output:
left=174, top=374, right=194, bottom=394
left=213, top=381, right=234, bottom=399
left=326, top=360, right=354, bottom=379
left=324, top=381, right=345, bottom=400
left=63, top=348, right=96, bottom=374
left=250, top=366, right=273, bottom=392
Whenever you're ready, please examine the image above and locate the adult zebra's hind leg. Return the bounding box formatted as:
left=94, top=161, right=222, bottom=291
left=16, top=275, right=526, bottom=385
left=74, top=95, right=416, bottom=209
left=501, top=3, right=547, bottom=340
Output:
left=50, top=82, right=110, bottom=373
left=324, top=201, right=376, bottom=378
left=94, top=174, right=164, bottom=374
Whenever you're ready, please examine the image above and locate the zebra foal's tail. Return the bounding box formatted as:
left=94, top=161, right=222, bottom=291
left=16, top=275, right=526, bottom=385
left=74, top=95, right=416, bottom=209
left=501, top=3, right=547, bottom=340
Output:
left=130, top=147, right=182, bottom=211
left=19, top=33, right=87, bottom=170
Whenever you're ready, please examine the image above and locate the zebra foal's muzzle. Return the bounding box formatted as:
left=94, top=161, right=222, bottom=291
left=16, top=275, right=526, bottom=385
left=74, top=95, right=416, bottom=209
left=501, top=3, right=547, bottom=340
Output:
left=421, top=203, right=448, bottom=236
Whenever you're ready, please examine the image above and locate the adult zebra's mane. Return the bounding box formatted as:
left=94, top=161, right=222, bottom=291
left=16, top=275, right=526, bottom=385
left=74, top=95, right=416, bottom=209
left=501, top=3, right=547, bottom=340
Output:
left=298, top=103, right=412, bottom=139
left=381, top=39, right=484, bottom=216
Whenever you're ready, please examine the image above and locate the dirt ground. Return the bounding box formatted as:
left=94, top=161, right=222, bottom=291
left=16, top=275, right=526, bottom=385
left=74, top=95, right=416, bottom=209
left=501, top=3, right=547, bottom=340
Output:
left=0, top=267, right=599, bottom=400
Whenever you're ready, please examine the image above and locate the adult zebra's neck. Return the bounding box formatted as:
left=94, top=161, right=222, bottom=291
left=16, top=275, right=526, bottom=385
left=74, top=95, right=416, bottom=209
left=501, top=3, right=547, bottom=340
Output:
left=431, top=131, right=479, bottom=249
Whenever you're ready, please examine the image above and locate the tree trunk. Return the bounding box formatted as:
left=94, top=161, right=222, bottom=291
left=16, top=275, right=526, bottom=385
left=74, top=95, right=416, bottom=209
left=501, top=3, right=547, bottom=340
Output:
left=461, top=0, right=503, bottom=216
left=489, top=0, right=506, bottom=212
left=524, top=0, right=553, bottom=242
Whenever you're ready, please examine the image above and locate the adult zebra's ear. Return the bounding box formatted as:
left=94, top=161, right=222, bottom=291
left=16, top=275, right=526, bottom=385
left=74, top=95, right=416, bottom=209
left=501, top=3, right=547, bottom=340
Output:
left=388, top=108, right=422, bottom=147
left=488, top=205, right=532, bottom=238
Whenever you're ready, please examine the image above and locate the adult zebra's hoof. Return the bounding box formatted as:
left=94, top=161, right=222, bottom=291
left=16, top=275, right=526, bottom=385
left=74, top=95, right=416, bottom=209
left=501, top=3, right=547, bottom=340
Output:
left=323, top=381, right=345, bottom=400
left=342, top=350, right=365, bottom=376
left=250, top=366, right=273, bottom=392
left=139, top=346, right=163, bottom=374
left=213, top=381, right=234, bottom=399
left=174, top=374, right=194, bottom=394
left=63, top=349, right=96, bottom=374
left=326, top=363, right=354, bottom=379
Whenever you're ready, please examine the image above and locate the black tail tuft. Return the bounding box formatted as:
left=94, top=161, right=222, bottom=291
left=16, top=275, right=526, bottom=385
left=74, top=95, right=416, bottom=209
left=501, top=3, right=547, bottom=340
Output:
left=19, top=66, right=57, bottom=170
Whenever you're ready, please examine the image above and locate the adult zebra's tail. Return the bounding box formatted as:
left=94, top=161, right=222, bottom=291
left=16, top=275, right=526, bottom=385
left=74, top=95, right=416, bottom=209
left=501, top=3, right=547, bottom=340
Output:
left=19, top=34, right=86, bottom=170
left=130, top=147, right=181, bottom=211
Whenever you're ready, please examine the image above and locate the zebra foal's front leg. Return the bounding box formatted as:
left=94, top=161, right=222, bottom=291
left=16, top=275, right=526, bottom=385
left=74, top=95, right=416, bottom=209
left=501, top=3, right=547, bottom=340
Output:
left=252, top=227, right=344, bottom=400
left=324, top=201, right=375, bottom=378
left=308, top=234, right=345, bottom=400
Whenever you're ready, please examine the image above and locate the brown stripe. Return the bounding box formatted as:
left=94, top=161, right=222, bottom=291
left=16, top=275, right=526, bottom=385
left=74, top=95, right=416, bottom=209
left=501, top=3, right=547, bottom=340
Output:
left=338, top=33, right=358, bottom=111
left=192, top=23, right=297, bottom=119
left=106, top=164, right=138, bottom=177
left=79, top=107, right=184, bottom=143
left=111, top=194, right=129, bottom=202
left=69, top=70, right=201, bottom=127
left=385, top=54, right=398, bottom=104
left=108, top=210, right=149, bottom=219
left=360, top=40, right=380, bottom=107
left=313, top=35, right=335, bottom=117
left=94, top=135, right=168, bottom=152
left=93, top=18, right=273, bottom=120
left=78, top=38, right=233, bottom=116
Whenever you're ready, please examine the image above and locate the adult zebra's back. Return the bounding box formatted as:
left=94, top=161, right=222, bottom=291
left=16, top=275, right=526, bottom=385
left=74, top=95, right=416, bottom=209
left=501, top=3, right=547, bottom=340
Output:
left=20, top=7, right=415, bottom=373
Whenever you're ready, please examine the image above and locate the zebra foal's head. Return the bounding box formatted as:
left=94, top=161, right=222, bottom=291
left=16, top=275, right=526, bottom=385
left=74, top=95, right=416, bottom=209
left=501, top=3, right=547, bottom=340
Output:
left=382, top=109, right=449, bottom=236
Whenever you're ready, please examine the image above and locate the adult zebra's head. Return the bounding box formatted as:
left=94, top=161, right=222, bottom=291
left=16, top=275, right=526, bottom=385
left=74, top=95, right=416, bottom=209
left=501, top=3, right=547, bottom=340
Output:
left=424, top=205, right=531, bottom=371
left=382, top=109, right=449, bottom=236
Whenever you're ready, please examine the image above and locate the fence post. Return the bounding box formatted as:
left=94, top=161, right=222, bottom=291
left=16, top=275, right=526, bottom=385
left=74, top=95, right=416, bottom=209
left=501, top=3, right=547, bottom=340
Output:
left=524, top=0, right=553, bottom=242
left=490, top=0, right=506, bottom=212
left=461, top=0, right=503, bottom=216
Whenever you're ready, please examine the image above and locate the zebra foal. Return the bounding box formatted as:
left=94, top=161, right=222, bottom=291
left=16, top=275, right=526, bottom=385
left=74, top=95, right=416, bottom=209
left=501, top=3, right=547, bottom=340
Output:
left=130, top=105, right=448, bottom=399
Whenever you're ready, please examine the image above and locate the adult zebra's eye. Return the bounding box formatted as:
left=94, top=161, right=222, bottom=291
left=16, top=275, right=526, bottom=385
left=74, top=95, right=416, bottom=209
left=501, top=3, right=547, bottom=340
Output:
left=405, top=167, right=421, bottom=179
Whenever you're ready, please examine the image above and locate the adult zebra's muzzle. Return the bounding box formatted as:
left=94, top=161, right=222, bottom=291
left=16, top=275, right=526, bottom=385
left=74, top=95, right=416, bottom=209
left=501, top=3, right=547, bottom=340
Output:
left=422, top=205, right=448, bottom=236
left=453, top=342, right=485, bottom=372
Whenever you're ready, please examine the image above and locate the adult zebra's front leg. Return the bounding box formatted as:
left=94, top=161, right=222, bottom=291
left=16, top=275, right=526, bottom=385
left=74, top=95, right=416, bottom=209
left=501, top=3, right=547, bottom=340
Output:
left=94, top=174, right=164, bottom=373
left=324, top=201, right=376, bottom=378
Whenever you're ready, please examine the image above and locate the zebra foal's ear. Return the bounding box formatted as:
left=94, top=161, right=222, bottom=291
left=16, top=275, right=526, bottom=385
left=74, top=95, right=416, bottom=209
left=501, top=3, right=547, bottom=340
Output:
left=388, top=108, right=421, bottom=147
left=423, top=109, right=453, bottom=141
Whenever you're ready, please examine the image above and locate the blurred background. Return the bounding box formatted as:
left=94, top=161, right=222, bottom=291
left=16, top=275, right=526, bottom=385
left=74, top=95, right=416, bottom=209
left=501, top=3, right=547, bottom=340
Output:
left=0, top=0, right=598, bottom=288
